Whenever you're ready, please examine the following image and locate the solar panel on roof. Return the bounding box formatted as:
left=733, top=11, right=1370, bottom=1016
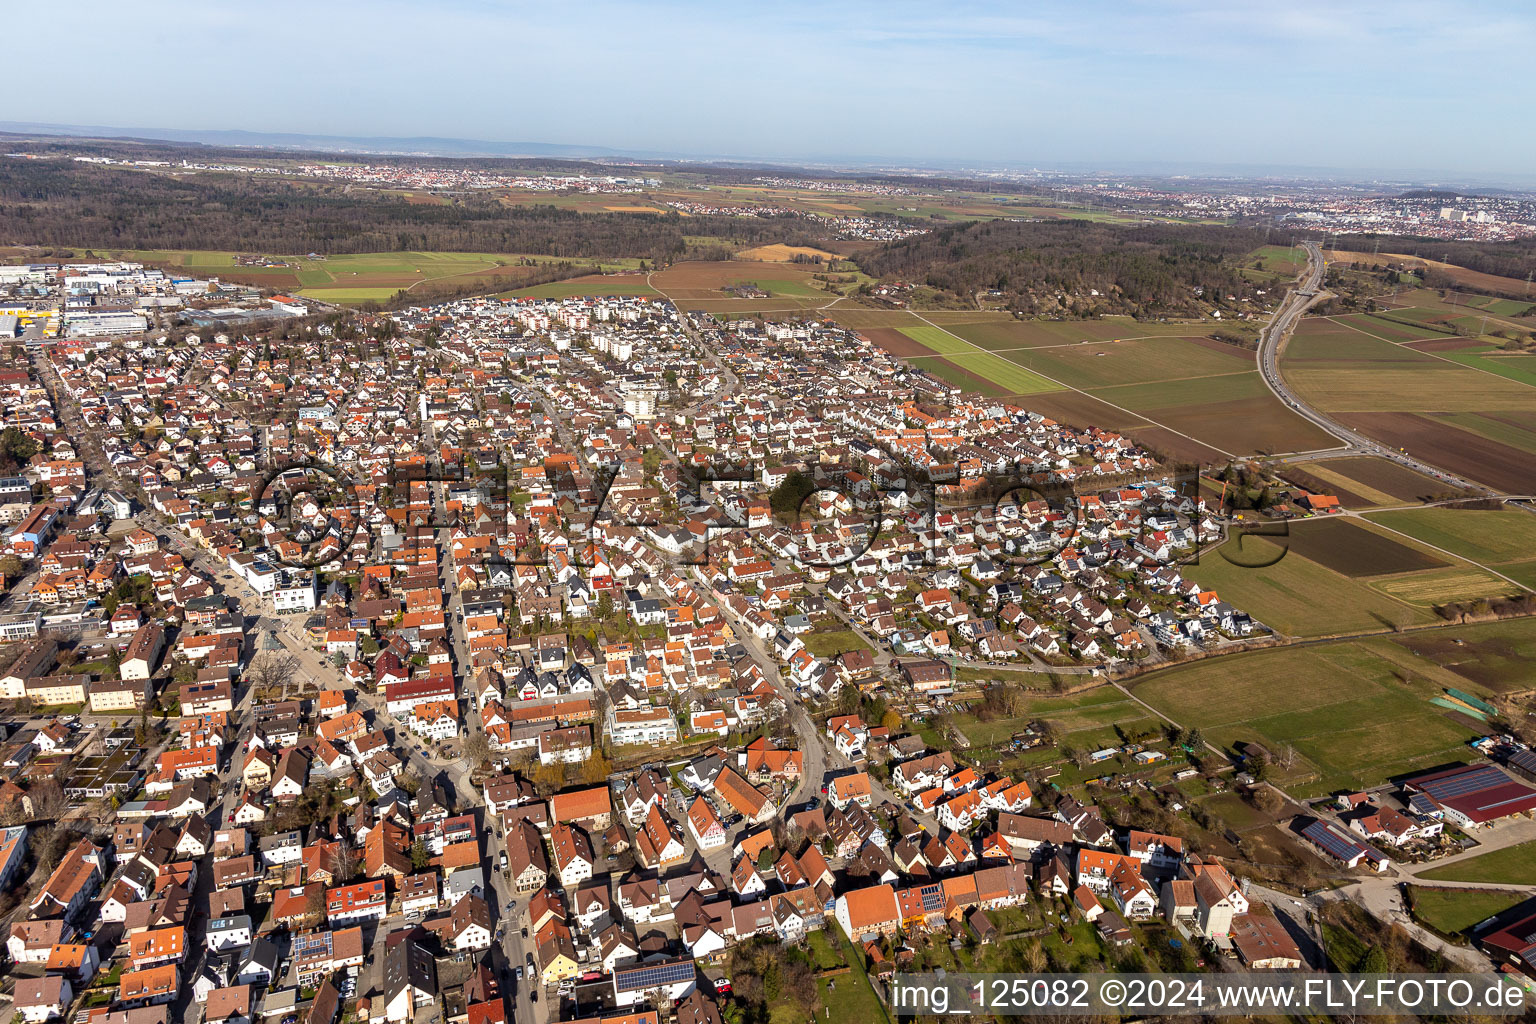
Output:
left=615, top=958, right=695, bottom=991
left=1418, top=764, right=1509, bottom=800
left=1302, top=820, right=1365, bottom=862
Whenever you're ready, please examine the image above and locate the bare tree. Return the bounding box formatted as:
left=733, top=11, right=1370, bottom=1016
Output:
left=462, top=731, right=491, bottom=771
left=29, top=779, right=67, bottom=821
left=248, top=652, right=299, bottom=701
left=330, top=833, right=360, bottom=883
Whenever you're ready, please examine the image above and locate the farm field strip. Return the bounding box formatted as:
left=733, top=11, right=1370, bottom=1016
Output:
left=1185, top=534, right=1436, bottom=636
left=1430, top=412, right=1536, bottom=457
left=900, top=313, right=1262, bottom=458
left=896, top=326, right=1063, bottom=395
left=1368, top=567, right=1514, bottom=606
left=898, top=313, right=1337, bottom=457
left=1425, top=347, right=1536, bottom=388
left=1337, top=412, right=1536, bottom=495
left=1325, top=313, right=1536, bottom=391
left=1289, top=462, right=1401, bottom=507
left=1363, top=508, right=1536, bottom=587
left=1307, top=455, right=1466, bottom=503
left=1285, top=517, right=1448, bottom=577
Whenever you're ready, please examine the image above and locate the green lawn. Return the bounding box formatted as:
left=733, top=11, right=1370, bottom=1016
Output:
left=819, top=931, right=892, bottom=1024
left=1409, top=886, right=1523, bottom=935
left=1418, top=841, right=1536, bottom=884
left=801, top=629, right=872, bottom=658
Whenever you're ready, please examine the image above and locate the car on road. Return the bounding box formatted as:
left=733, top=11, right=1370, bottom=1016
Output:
left=521, top=926, right=528, bottom=938
left=526, top=952, right=535, bottom=967
left=514, top=966, right=523, bottom=980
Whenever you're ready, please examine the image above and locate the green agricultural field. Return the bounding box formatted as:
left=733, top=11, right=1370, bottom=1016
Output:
left=1287, top=319, right=1440, bottom=363
left=1418, top=841, right=1536, bottom=885
left=1365, top=508, right=1536, bottom=567
left=99, top=246, right=633, bottom=303
left=1459, top=295, right=1536, bottom=316
left=745, top=278, right=825, bottom=297
left=898, top=325, right=1063, bottom=395
left=1430, top=412, right=1536, bottom=456
left=1185, top=535, right=1436, bottom=636
left=918, top=359, right=1010, bottom=397
left=1132, top=639, right=1487, bottom=796
left=1368, top=567, right=1516, bottom=608
left=1246, top=244, right=1309, bottom=279
left=1088, top=370, right=1271, bottom=410
left=1408, top=886, right=1523, bottom=935
left=1500, top=560, right=1536, bottom=590
left=1000, top=336, right=1252, bottom=390
left=943, top=317, right=1193, bottom=351
left=1286, top=364, right=1535, bottom=413
left=1428, top=346, right=1536, bottom=388
left=1345, top=313, right=1450, bottom=342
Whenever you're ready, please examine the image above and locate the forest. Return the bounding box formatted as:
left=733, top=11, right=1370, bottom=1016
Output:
left=0, top=159, right=823, bottom=264
left=854, top=219, right=1275, bottom=317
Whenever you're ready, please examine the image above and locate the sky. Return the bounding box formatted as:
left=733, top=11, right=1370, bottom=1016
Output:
left=10, top=0, right=1535, bottom=179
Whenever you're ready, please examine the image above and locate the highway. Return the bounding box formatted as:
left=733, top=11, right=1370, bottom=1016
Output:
left=1255, top=241, right=1493, bottom=494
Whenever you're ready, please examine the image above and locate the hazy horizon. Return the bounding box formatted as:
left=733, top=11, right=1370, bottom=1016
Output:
left=8, top=0, right=1534, bottom=181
